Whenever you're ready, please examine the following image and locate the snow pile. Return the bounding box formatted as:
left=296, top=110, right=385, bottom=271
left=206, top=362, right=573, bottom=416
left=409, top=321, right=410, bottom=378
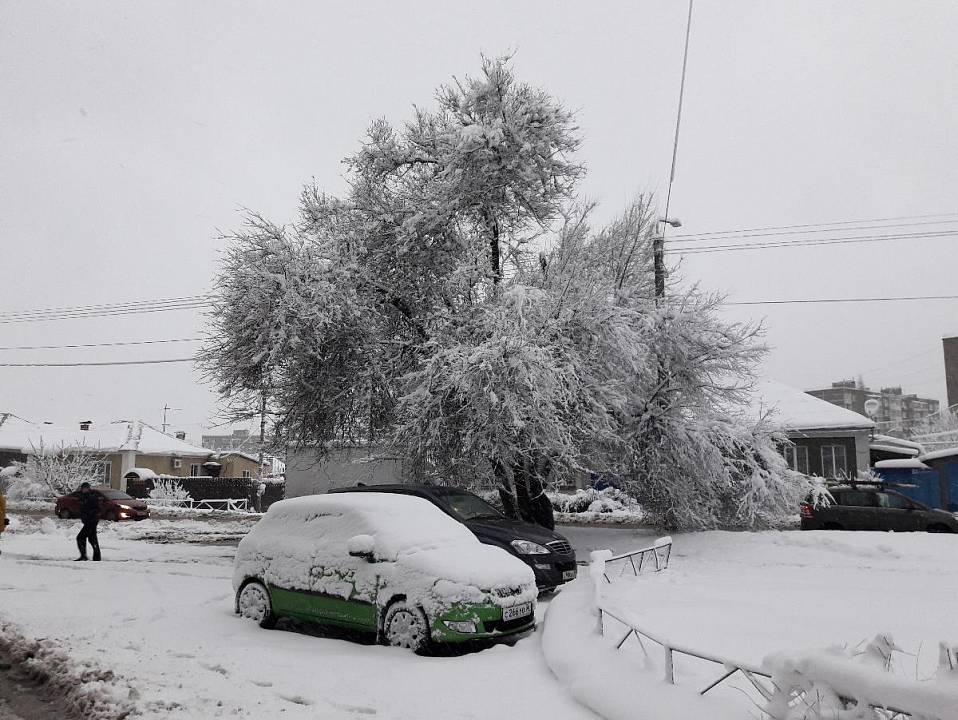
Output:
left=234, top=493, right=536, bottom=623
left=0, top=622, right=135, bottom=720
left=550, top=488, right=643, bottom=524
left=764, top=638, right=958, bottom=720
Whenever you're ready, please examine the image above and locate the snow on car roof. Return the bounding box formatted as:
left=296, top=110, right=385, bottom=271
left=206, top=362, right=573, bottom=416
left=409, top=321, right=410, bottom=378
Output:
left=748, top=380, right=875, bottom=431
left=264, top=492, right=478, bottom=556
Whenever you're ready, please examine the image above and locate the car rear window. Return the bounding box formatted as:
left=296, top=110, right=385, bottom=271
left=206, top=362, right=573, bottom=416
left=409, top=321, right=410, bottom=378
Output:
left=877, top=492, right=910, bottom=509
left=836, top=491, right=879, bottom=507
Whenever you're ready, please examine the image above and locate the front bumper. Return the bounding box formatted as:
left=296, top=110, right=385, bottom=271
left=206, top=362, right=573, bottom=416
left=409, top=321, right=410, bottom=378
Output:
left=526, top=558, right=577, bottom=589
left=431, top=603, right=536, bottom=644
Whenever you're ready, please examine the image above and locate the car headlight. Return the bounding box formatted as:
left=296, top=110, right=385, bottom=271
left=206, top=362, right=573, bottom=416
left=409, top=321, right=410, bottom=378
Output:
left=510, top=539, right=550, bottom=555
left=117, top=504, right=132, bottom=510
left=444, top=620, right=477, bottom=633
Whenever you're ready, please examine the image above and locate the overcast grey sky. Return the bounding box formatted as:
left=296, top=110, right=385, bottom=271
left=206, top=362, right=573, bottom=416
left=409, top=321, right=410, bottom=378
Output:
left=2, top=0, right=957, bottom=437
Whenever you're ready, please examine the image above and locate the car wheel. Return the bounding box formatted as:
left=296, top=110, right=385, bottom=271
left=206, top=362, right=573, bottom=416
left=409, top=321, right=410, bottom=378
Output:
left=57, top=508, right=72, bottom=520
left=383, top=601, right=429, bottom=652
left=927, top=523, right=952, bottom=533
left=237, top=581, right=277, bottom=629
left=822, top=522, right=843, bottom=530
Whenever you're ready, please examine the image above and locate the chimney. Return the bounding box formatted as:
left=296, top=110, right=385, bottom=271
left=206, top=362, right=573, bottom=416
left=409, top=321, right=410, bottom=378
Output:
left=175, top=431, right=187, bottom=441
left=79, top=420, right=93, bottom=431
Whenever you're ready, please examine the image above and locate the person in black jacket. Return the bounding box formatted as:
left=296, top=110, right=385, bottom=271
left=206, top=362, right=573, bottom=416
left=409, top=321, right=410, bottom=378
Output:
left=75, top=482, right=102, bottom=561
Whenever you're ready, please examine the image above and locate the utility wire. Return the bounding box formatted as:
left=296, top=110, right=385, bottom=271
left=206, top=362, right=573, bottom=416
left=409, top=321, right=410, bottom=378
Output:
left=0, top=298, right=210, bottom=324
left=666, top=211, right=958, bottom=240
left=0, top=294, right=209, bottom=319
left=0, top=337, right=202, bottom=351
left=0, top=357, right=196, bottom=367
left=725, top=294, right=958, bottom=306
left=672, top=229, right=958, bottom=255
left=667, top=217, right=958, bottom=244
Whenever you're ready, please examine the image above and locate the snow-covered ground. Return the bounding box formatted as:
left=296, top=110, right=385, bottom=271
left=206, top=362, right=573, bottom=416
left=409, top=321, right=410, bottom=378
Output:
left=2, top=512, right=957, bottom=719
left=0, top=517, right=593, bottom=720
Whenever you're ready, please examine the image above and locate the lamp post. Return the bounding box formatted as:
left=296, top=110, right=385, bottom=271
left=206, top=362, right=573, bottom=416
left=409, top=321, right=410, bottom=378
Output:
left=653, top=217, right=682, bottom=299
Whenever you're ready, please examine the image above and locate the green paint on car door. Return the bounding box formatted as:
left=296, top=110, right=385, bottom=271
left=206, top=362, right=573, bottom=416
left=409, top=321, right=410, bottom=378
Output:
left=269, top=585, right=377, bottom=631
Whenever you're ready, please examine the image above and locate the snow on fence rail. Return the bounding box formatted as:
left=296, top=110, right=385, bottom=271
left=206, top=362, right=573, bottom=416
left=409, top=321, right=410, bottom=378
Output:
left=144, top=498, right=252, bottom=513
left=588, top=549, right=957, bottom=719
left=601, top=536, right=671, bottom=582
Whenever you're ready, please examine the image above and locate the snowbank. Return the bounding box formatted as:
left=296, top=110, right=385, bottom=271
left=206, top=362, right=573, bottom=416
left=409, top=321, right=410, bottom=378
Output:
left=541, top=580, right=742, bottom=720
left=0, top=622, right=135, bottom=720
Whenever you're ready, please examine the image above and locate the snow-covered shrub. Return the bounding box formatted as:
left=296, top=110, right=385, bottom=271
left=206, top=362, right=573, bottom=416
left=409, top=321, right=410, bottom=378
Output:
left=148, top=478, right=191, bottom=502
left=764, top=634, right=958, bottom=720
left=549, top=488, right=638, bottom=515
left=16, top=440, right=107, bottom=497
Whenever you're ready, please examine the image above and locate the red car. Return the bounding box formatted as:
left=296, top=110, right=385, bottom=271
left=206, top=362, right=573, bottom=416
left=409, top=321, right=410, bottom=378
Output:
left=55, top=486, right=150, bottom=521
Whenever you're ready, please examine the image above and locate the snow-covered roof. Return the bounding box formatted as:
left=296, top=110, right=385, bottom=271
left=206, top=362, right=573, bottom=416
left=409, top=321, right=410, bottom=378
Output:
left=870, top=434, right=923, bottom=454
left=874, top=458, right=930, bottom=470
left=0, top=414, right=213, bottom=457
left=749, top=380, right=875, bottom=432
left=124, top=467, right=159, bottom=479
left=870, top=444, right=920, bottom=457
left=919, top=447, right=958, bottom=463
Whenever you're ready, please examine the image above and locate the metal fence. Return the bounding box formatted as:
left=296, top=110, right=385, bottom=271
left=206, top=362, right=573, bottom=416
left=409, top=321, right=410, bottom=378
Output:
left=601, top=536, right=672, bottom=582
left=146, top=498, right=251, bottom=513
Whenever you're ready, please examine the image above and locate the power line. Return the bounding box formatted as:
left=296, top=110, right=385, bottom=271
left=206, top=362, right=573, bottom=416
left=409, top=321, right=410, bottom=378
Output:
left=0, top=297, right=210, bottom=324
left=667, top=217, right=958, bottom=245
left=0, top=357, right=196, bottom=367
left=666, top=211, right=958, bottom=240
left=0, top=337, right=202, bottom=351
left=672, top=229, right=958, bottom=255
left=725, top=294, right=958, bottom=306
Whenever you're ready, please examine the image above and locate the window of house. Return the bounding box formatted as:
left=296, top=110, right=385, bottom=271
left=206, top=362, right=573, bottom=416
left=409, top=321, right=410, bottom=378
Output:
left=242, top=470, right=252, bottom=479
left=784, top=445, right=809, bottom=474
left=820, top=445, right=848, bottom=479
left=190, top=463, right=202, bottom=477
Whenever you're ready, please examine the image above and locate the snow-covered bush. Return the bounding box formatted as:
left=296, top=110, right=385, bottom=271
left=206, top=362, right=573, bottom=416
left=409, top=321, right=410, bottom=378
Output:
left=148, top=478, right=191, bottom=502
left=549, top=488, right=637, bottom=515
left=764, top=634, right=958, bottom=719
left=18, top=440, right=106, bottom=497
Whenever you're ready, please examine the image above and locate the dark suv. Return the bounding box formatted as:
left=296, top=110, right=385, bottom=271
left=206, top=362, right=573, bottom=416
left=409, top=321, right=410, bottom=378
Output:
left=330, top=484, right=577, bottom=590
left=801, top=484, right=958, bottom=533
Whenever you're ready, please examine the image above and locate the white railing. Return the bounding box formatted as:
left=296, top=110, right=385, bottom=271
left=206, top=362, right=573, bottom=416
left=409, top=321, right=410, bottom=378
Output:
left=601, top=536, right=672, bottom=582
left=147, top=498, right=251, bottom=513
left=589, top=548, right=920, bottom=718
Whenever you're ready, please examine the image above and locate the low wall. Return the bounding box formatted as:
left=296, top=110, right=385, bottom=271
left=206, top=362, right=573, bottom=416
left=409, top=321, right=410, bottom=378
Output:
left=126, top=476, right=285, bottom=511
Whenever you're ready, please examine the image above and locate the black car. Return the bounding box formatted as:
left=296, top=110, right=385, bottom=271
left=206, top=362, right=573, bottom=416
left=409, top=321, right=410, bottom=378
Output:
left=330, top=484, right=577, bottom=590
left=801, top=484, right=958, bottom=533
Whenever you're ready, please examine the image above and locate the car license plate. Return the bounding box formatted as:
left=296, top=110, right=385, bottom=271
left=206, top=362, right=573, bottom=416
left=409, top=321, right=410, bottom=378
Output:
left=562, top=569, right=577, bottom=580
left=502, top=602, right=532, bottom=622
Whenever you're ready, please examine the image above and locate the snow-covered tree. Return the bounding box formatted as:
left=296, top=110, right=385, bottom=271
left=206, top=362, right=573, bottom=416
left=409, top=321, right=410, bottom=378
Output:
left=201, top=58, right=804, bottom=529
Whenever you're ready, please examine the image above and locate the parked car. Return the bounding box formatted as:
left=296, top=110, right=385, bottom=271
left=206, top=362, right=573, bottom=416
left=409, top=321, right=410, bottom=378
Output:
left=330, top=484, right=577, bottom=590
left=801, top=483, right=958, bottom=533
left=233, top=493, right=538, bottom=651
left=55, top=486, right=150, bottom=521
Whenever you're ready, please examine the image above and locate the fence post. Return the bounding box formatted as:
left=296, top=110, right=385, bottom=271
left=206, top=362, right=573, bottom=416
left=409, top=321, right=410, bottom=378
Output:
left=664, top=646, right=674, bottom=684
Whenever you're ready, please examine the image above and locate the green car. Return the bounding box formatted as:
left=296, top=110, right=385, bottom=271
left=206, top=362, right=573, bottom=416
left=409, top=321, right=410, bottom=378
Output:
left=232, top=493, right=538, bottom=651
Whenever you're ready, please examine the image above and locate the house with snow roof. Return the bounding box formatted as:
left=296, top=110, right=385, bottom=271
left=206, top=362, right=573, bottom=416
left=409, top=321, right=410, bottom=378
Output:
left=0, top=414, right=260, bottom=490
left=749, top=380, right=875, bottom=479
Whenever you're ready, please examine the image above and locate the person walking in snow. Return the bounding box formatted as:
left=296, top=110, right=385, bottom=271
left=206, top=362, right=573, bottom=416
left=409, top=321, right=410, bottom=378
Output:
left=75, top=482, right=102, bottom=561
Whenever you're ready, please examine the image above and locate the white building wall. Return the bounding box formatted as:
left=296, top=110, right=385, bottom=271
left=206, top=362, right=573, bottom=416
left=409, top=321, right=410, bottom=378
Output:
left=285, top=446, right=407, bottom=498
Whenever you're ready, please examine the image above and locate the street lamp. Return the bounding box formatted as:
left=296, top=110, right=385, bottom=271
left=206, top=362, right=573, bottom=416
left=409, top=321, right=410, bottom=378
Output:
left=653, top=217, right=682, bottom=298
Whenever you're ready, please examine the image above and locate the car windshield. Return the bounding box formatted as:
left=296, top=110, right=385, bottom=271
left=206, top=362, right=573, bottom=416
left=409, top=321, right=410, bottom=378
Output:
left=99, top=490, right=133, bottom=500
left=437, top=491, right=503, bottom=521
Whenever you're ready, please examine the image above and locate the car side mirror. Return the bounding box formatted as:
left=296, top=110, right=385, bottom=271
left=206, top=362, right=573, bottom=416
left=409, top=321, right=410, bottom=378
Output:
left=347, top=534, right=376, bottom=562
